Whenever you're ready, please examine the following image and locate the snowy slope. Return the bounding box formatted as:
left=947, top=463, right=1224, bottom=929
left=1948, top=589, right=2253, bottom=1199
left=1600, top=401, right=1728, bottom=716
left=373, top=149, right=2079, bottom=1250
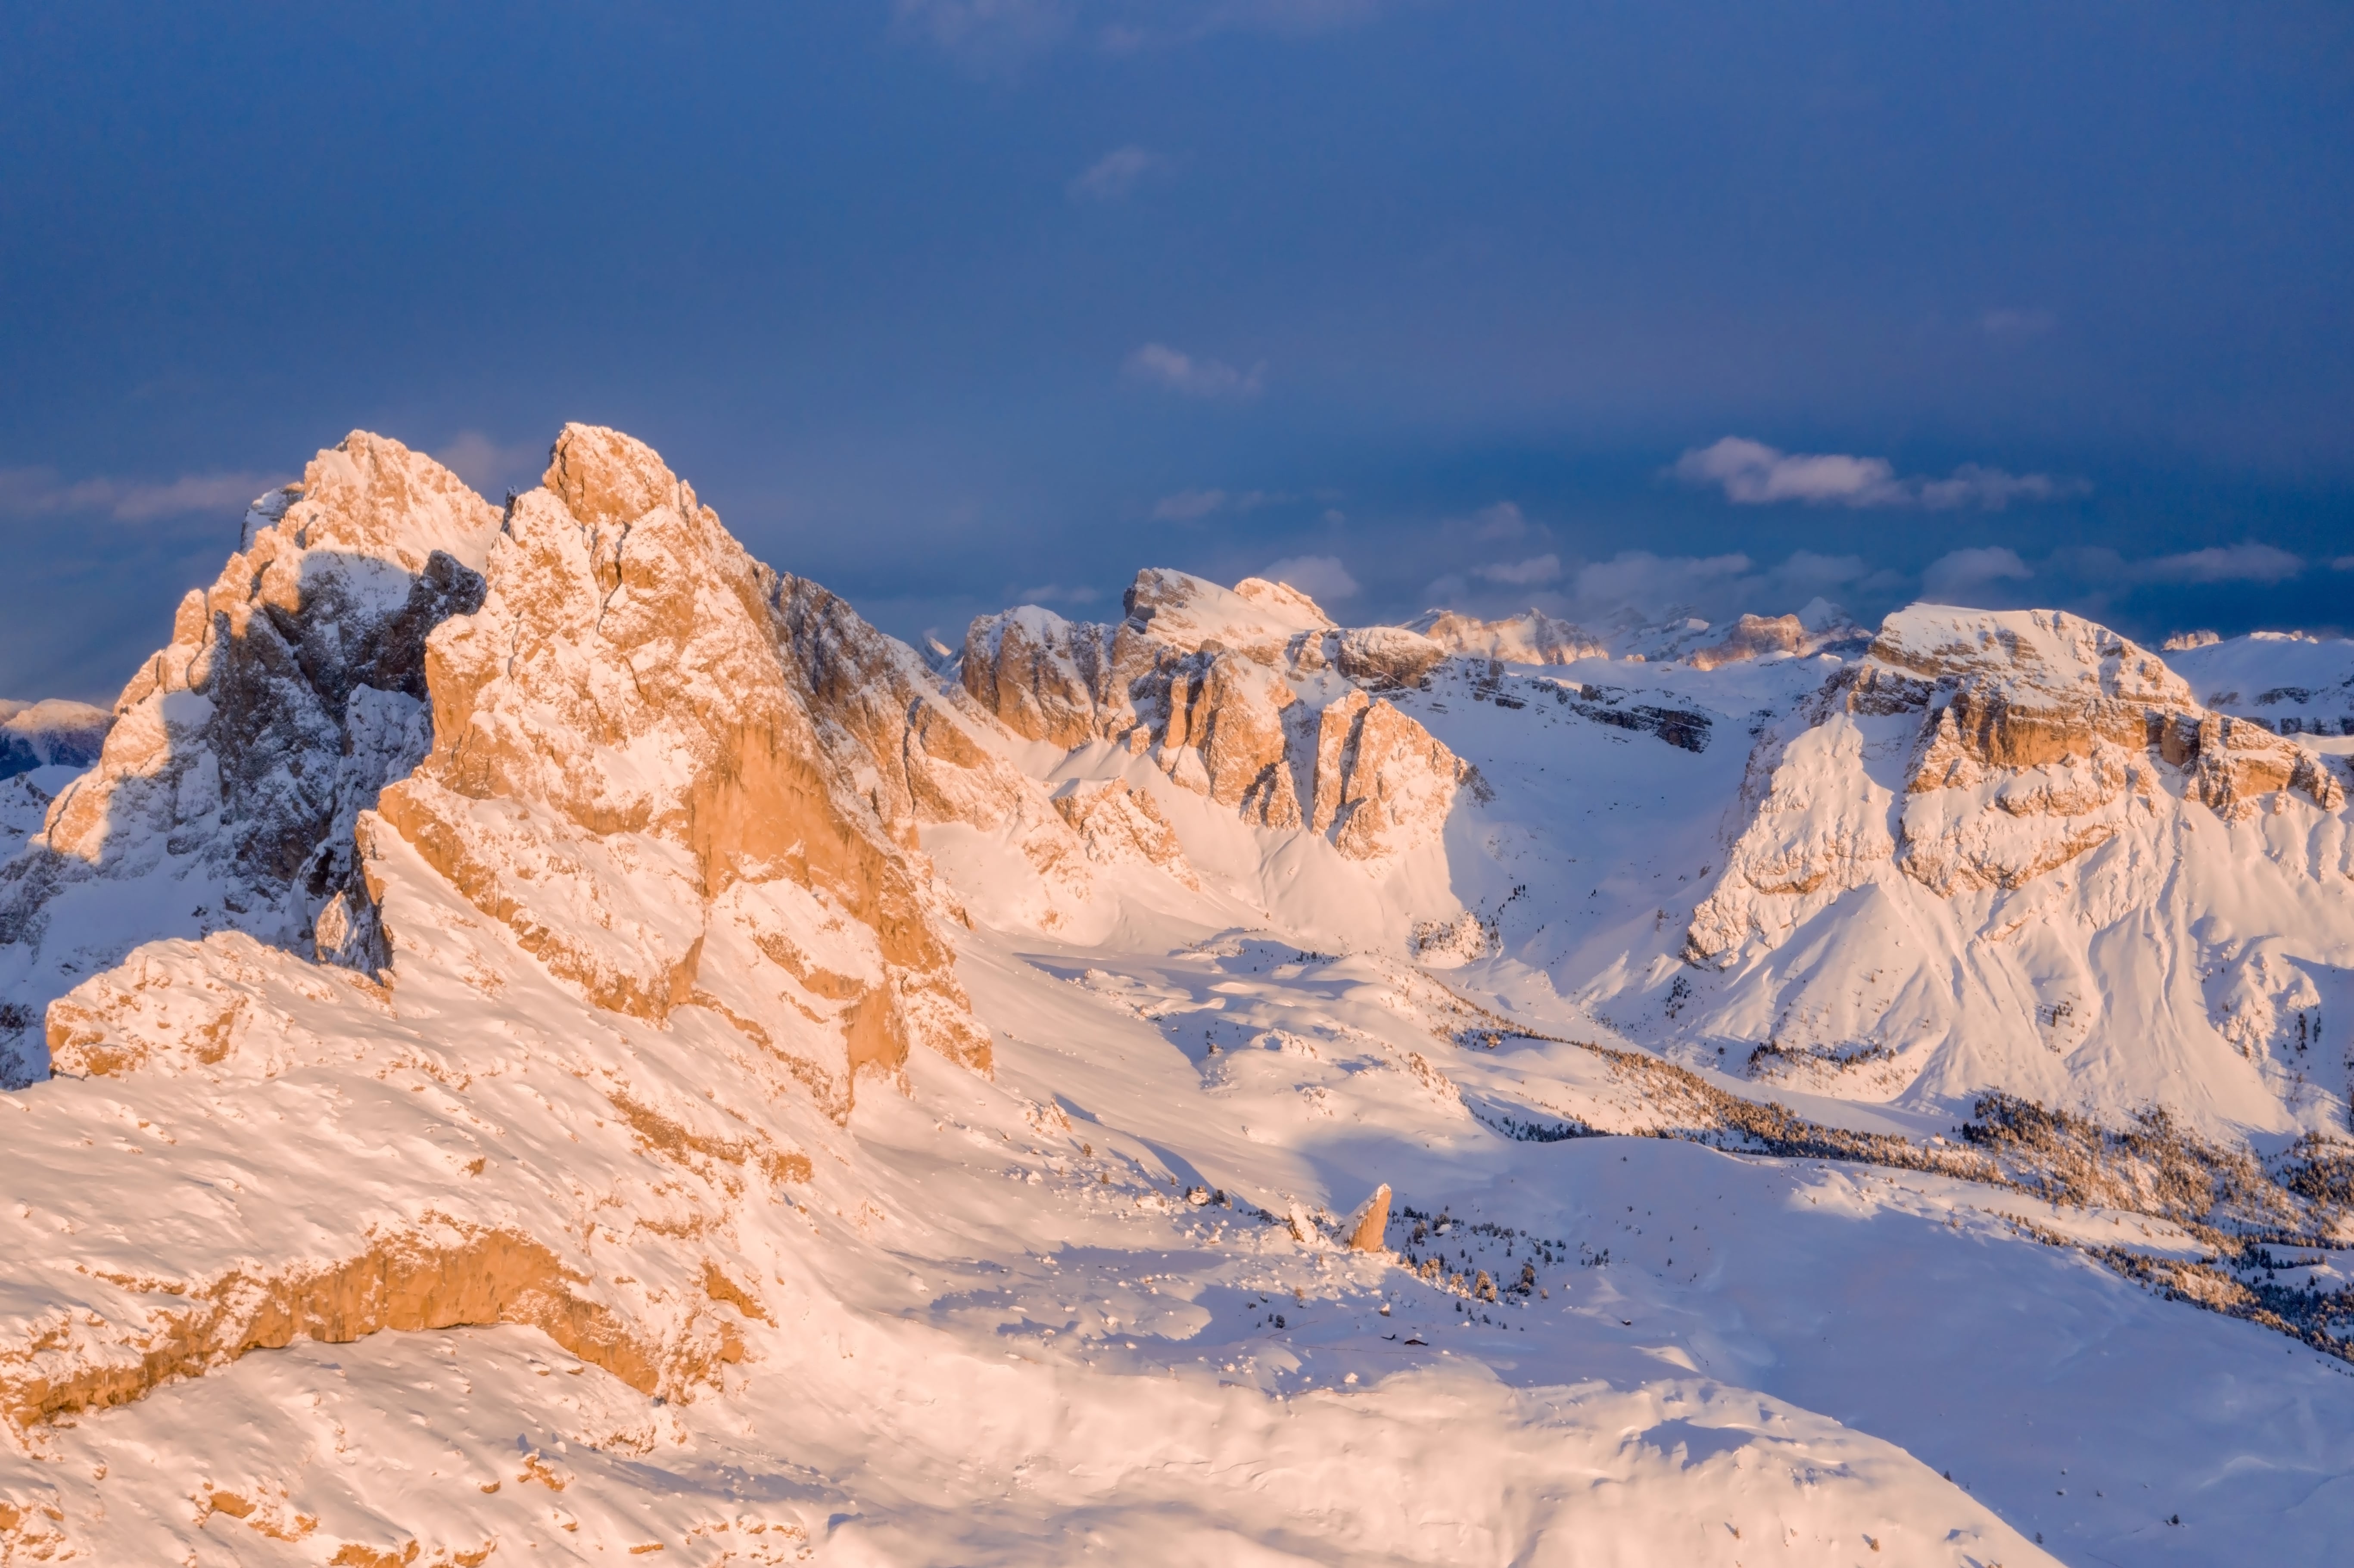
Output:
left=2167, top=630, right=2354, bottom=737
left=0, top=701, right=109, bottom=782
left=1, top=426, right=2352, bottom=1567
left=1398, top=607, right=2354, bottom=1142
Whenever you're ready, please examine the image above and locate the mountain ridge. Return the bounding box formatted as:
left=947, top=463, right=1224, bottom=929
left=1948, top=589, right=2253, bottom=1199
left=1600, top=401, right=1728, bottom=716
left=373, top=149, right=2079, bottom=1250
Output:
left=2, top=423, right=2351, bottom=1564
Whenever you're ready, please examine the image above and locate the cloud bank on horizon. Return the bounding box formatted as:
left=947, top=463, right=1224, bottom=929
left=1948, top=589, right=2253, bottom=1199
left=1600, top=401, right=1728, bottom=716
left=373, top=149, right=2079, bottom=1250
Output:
left=1672, top=437, right=2083, bottom=511
left=1, top=1, right=2349, bottom=701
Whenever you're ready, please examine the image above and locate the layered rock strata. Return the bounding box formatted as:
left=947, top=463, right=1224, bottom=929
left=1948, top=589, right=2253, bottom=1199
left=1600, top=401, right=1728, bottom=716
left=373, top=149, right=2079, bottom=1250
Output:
left=0, top=423, right=1052, bottom=1458
left=374, top=424, right=997, bottom=1095
left=962, top=570, right=1473, bottom=861
left=1690, top=605, right=2348, bottom=963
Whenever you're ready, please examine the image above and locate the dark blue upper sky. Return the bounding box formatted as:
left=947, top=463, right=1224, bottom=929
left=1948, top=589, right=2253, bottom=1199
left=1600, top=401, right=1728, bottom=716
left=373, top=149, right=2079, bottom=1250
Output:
left=4, top=1, right=2350, bottom=699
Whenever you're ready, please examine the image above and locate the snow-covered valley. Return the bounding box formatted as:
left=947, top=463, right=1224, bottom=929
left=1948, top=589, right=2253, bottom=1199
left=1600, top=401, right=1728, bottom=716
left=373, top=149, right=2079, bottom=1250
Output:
left=3, top=427, right=2353, bottom=1565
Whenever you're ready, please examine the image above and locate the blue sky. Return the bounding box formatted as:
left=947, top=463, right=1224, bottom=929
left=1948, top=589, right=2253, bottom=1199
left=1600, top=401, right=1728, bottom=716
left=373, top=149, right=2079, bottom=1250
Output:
left=3, top=2, right=2349, bottom=699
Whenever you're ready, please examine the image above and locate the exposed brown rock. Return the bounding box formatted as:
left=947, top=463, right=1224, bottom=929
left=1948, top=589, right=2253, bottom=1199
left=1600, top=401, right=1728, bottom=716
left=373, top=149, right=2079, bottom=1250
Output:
left=955, top=569, right=1478, bottom=860
left=1686, top=612, right=1860, bottom=671
left=1691, top=605, right=2351, bottom=965
left=0, top=1223, right=668, bottom=1439
left=1333, top=626, right=1445, bottom=688
left=1051, top=779, right=1200, bottom=888
left=1407, top=608, right=1606, bottom=665
left=378, top=424, right=991, bottom=1092
left=1309, top=690, right=1370, bottom=836
left=961, top=610, right=1121, bottom=749
left=1162, top=651, right=1299, bottom=823
left=1322, top=698, right=1470, bottom=860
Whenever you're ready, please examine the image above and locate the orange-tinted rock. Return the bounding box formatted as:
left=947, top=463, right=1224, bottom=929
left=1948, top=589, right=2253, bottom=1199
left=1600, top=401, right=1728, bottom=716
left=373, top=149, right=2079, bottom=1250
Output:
left=378, top=424, right=990, bottom=1093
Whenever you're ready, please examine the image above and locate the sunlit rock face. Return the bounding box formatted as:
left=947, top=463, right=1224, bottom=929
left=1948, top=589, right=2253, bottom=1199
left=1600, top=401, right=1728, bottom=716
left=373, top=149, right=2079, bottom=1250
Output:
left=376, top=423, right=996, bottom=1100
left=0, top=434, right=501, bottom=1079
left=1691, top=605, right=2347, bottom=966
left=1050, top=777, right=1201, bottom=889
left=1407, top=607, right=1607, bottom=665
left=1686, top=611, right=1868, bottom=671
left=6, top=425, right=2354, bottom=1565
left=0, top=425, right=1031, bottom=1475
left=960, top=569, right=1473, bottom=862
left=1668, top=601, right=2354, bottom=1128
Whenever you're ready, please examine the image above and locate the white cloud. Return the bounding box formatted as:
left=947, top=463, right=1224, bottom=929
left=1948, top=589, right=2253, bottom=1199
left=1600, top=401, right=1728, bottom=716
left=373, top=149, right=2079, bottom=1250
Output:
left=0, top=465, right=290, bottom=523
left=1675, top=438, right=1897, bottom=505
left=1124, top=342, right=1264, bottom=399
left=1015, top=582, right=1102, bottom=605
left=1569, top=551, right=1753, bottom=616
left=2133, top=543, right=2302, bottom=585
left=1148, top=487, right=1295, bottom=520
left=1673, top=436, right=2079, bottom=510
left=1419, top=547, right=1879, bottom=630
left=1260, top=553, right=1359, bottom=602
left=1151, top=488, right=1228, bottom=521
left=1069, top=145, right=1163, bottom=201
left=2334, top=555, right=2354, bottom=572
left=435, top=431, right=544, bottom=493
left=899, top=0, right=1391, bottom=70
left=892, top=0, right=1075, bottom=72
left=1912, top=464, right=2074, bottom=510
left=1921, top=546, right=2033, bottom=600
left=1467, top=501, right=1527, bottom=541
left=1474, top=553, right=1560, bottom=587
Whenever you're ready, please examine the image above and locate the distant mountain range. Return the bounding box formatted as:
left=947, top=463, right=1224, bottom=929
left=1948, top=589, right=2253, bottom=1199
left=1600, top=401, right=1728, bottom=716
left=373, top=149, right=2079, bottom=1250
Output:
left=1, top=427, right=2348, bottom=1565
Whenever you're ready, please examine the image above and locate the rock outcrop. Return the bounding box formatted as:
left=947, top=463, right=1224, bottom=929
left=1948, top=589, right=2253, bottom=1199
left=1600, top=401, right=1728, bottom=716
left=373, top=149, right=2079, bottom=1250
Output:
left=0, top=434, right=501, bottom=1079
left=1687, top=612, right=1866, bottom=671
left=960, top=607, right=1155, bottom=751
left=961, top=570, right=1475, bottom=862
left=0, top=701, right=112, bottom=781
left=1689, top=605, right=2348, bottom=964
left=1408, top=608, right=1607, bottom=665
left=0, top=424, right=1042, bottom=1476
left=375, top=424, right=995, bottom=1098
left=1050, top=779, right=1200, bottom=888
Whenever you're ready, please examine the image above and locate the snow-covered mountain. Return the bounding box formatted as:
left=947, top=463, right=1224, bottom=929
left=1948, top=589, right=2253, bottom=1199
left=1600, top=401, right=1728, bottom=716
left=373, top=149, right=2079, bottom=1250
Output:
left=1, top=426, right=2351, bottom=1566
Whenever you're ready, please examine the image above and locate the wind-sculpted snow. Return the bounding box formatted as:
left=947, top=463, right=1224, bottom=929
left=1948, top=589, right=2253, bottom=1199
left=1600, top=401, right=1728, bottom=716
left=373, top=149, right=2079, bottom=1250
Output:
left=9, top=428, right=2354, bottom=1562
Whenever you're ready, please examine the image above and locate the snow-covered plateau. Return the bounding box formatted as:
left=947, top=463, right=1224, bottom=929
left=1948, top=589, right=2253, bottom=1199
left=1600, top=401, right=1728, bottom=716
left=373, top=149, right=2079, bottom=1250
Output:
left=3, top=426, right=2352, bottom=1566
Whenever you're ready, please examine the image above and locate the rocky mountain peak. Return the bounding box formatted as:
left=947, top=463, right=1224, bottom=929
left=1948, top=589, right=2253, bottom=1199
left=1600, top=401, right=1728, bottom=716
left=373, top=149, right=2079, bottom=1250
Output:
left=1687, top=611, right=1868, bottom=671
left=374, top=423, right=992, bottom=1100
left=1861, top=604, right=2192, bottom=711
left=1120, top=568, right=1331, bottom=658
left=961, top=570, right=1474, bottom=865
left=1684, top=599, right=2351, bottom=1112
left=1407, top=607, right=1608, bottom=666
left=0, top=432, right=500, bottom=1079
left=544, top=420, right=692, bottom=529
